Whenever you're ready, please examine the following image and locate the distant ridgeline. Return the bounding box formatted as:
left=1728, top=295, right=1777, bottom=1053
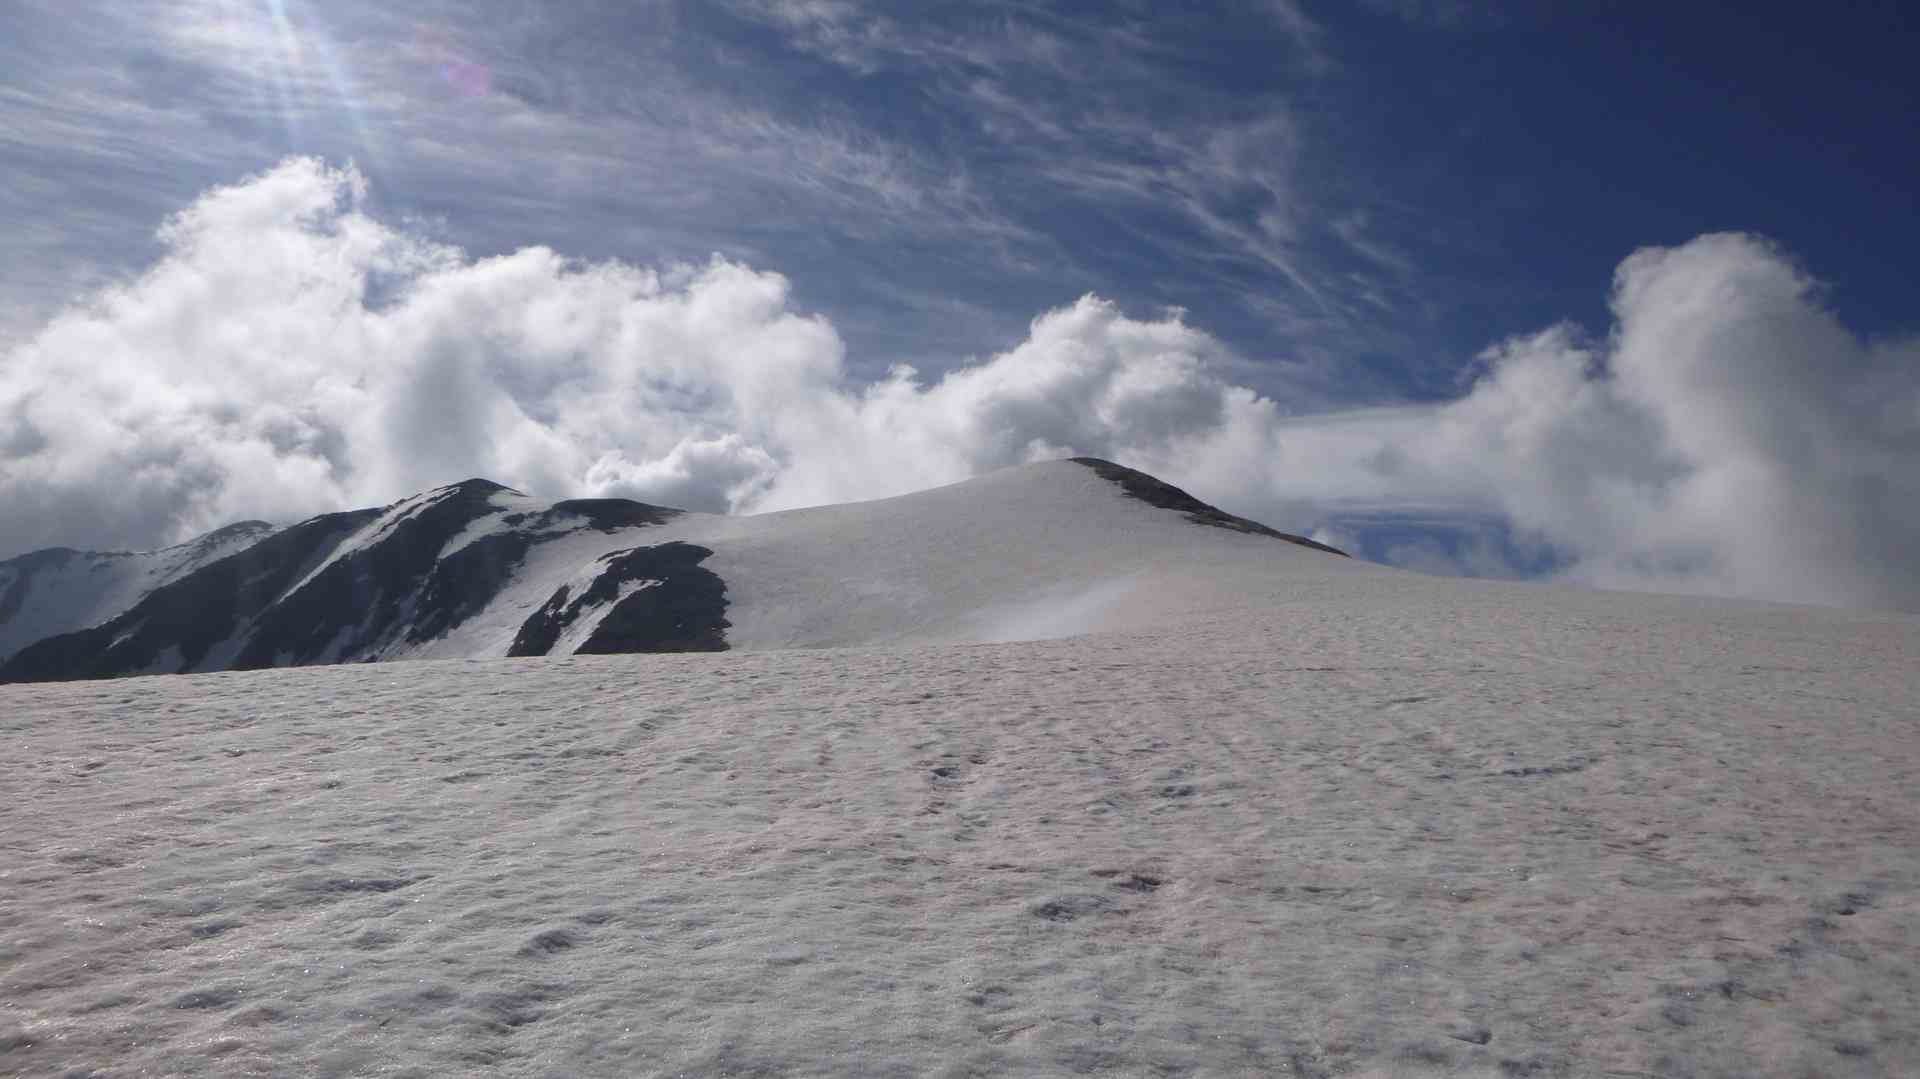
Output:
left=0, top=480, right=730, bottom=684
left=0, top=458, right=1344, bottom=683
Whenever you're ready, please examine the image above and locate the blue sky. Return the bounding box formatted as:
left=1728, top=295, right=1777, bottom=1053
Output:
left=2, top=1, right=1917, bottom=610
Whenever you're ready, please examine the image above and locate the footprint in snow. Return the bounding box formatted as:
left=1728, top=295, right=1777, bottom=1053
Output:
left=1032, top=894, right=1113, bottom=921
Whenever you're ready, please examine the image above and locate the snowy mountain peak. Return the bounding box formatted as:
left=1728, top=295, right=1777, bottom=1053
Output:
left=421, top=477, right=526, bottom=502
left=0, top=459, right=1358, bottom=682
left=190, top=520, right=278, bottom=545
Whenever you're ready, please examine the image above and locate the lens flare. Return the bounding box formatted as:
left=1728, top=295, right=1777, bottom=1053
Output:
left=413, top=27, right=493, bottom=99
left=184, top=0, right=390, bottom=175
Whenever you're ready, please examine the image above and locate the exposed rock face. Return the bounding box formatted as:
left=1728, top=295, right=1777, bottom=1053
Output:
left=0, top=510, right=378, bottom=682
left=1069, top=457, right=1347, bottom=556
left=0, top=481, right=699, bottom=683
left=0, top=521, right=281, bottom=665
left=509, top=542, right=728, bottom=657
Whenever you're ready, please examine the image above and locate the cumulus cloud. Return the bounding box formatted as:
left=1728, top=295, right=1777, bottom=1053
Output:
left=1295, top=235, right=1920, bottom=611
left=0, top=158, right=1233, bottom=551
left=3, top=158, right=1917, bottom=612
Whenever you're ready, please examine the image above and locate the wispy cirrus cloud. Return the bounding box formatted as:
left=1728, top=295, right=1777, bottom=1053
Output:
left=727, top=2, right=1369, bottom=327
left=0, top=2, right=1048, bottom=359
left=1356, top=0, right=1507, bottom=30
left=0, top=0, right=1478, bottom=395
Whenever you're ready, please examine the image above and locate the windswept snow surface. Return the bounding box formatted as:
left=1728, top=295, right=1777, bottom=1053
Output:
left=4, top=572, right=1918, bottom=1076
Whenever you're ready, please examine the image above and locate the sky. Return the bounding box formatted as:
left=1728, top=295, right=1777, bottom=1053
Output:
left=1, top=0, right=1916, bottom=611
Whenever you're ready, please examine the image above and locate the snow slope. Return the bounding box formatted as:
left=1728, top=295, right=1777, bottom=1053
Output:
left=0, top=521, right=277, bottom=665
left=0, top=459, right=1357, bottom=681
left=2, top=575, right=1916, bottom=1077
left=405, top=457, right=1364, bottom=660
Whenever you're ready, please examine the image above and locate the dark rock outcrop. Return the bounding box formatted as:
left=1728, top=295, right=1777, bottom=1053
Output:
left=1069, top=457, right=1347, bottom=556
left=0, top=509, right=378, bottom=682
left=0, top=482, right=690, bottom=684
left=509, top=542, right=728, bottom=657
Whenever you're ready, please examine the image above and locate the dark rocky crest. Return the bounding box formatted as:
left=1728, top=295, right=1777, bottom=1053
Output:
left=0, top=509, right=380, bottom=682
left=225, top=481, right=515, bottom=669
left=1069, top=457, right=1347, bottom=556
left=0, top=482, right=695, bottom=684
left=508, top=542, right=729, bottom=657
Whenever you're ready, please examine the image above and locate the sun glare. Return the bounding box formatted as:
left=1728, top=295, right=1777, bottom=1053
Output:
left=182, top=0, right=388, bottom=170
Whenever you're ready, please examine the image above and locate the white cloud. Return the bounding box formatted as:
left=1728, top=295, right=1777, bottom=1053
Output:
left=3, top=159, right=1917, bottom=613
left=0, top=157, right=1215, bottom=552
left=1237, top=234, right=1920, bottom=611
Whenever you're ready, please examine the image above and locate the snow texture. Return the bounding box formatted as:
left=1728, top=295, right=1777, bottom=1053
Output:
left=2, top=461, right=1918, bottom=1076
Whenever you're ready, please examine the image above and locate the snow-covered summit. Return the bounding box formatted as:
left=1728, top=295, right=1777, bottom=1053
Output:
left=0, top=458, right=1354, bottom=683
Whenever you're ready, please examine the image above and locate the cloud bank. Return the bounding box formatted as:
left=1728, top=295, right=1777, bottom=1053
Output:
left=3, top=159, right=1916, bottom=611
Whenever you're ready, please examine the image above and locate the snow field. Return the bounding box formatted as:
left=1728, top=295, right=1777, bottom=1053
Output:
left=3, top=577, right=1916, bottom=1077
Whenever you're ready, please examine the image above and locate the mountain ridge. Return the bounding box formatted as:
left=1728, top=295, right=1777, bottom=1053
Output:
left=0, top=518, right=281, bottom=666
left=0, top=458, right=1351, bottom=683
